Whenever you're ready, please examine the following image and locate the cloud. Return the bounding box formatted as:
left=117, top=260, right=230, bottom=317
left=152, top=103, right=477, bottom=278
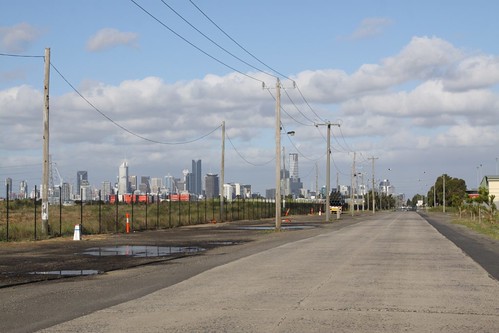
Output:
left=86, top=28, right=139, bottom=52
left=3, top=36, right=499, bottom=196
left=347, top=17, right=392, bottom=40
left=0, top=23, right=40, bottom=52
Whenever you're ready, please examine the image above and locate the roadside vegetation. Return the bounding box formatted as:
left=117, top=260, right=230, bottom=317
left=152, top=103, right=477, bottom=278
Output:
left=0, top=198, right=321, bottom=242
left=410, top=174, right=499, bottom=240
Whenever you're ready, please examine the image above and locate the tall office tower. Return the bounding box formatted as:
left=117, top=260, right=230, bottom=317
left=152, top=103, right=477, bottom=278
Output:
left=150, top=178, right=162, bottom=193
left=140, top=176, right=151, bottom=193
left=19, top=180, right=28, bottom=199
left=5, top=177, right=12, bottom=197
left=164, top=174, right=174, bottom=193
left=76, top=171, right=88, bottom=195
left=61, top=182, right=71, bottom=202
left=379, top=179, right=394, bottom=195
left=289, top=153, right=299, bottom=181
left=191, top=159, right=202, bottom=195
left=101, top=181, right=112, bottom=202
left=205, top=173, right=219, bottom=199
left=129, top=175, right=137, bottom=192
left=182, top=169, right=190, bottom=192
left=118, top=162, right=129, bottom=194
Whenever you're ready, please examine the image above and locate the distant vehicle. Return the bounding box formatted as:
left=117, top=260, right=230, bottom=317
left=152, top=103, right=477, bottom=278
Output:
left=329, top=190, right=345, bottom=214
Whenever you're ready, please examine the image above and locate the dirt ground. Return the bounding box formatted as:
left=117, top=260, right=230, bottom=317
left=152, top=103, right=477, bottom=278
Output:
left=0, top=215, right=328, bottom=287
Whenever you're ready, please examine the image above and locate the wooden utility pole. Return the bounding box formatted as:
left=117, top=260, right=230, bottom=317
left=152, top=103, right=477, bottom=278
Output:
left=368, top=156, right=378, bottom=214
left=275, top=79, right=282, bottom=230
left=351, top=152, right=356, bottom=216
left=220, top=121, right=225, bottom=222
left=314, top=121, right=340, bottom=222
left=41, top=47, right=50, bottom=235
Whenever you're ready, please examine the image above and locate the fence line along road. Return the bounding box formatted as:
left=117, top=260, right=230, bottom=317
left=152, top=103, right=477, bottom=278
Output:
left=40, top=211, right=499, bottom=333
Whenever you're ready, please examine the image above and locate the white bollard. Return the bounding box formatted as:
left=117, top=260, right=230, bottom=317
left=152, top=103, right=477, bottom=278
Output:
left=73, top=224, right=81, bottom=241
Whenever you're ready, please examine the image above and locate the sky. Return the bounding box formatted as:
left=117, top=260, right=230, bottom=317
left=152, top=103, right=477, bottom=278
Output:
left=1, top=0, right=499, bottom=199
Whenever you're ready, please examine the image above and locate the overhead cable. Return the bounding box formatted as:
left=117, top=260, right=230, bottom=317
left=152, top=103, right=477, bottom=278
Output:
left=129, top=0, right=264, bottom=83
left=225, top=132, right=274, bottom=167
left=160, top=0, right=277, bottom=80
left=51, top=63, right=222, bottom=145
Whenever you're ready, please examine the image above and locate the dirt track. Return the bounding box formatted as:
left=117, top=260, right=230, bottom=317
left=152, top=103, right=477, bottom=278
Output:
left=0, top=215, right=332, bottom=287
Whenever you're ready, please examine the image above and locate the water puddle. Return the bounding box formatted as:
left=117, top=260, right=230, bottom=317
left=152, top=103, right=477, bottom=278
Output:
left=208, top=241, right=240, bottom=245
left=236, top=225, right=314, bottom=230
left=82, top=245, right=205, bottom=258
left=29, top=270, right=101, bottom=276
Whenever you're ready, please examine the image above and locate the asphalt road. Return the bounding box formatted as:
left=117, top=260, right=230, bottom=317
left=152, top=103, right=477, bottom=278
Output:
left=1, top=212, right=498, bottom=332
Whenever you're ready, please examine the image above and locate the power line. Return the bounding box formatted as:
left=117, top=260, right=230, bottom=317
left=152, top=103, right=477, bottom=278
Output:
left=0, top=52, right=44, bottom=58
left=188, top=0, right=327, bottom=123
left=266, top=89, right=311, bottom=127
left=129, top=0, right=264, bottom=83
left=159, top=0, right=277, bottom=80
left=225, top=132, right=274, bottom=167
left=188, top=0, right=289, bottom=81
left=51, top=63, right=222, bottom=145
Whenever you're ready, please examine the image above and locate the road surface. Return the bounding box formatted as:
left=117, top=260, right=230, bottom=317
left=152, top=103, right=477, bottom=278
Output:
left=34, top=211, right=498, bottom=332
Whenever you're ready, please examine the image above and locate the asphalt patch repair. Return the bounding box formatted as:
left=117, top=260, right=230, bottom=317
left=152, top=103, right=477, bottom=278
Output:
left=0, top=216, right=323, bottom=287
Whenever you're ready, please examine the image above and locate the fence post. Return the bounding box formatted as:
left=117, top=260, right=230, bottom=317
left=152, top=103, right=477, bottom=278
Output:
left=156, top=191, right=160, bottom=229
left=6, top=183, right=9, bottom=241
left=98, top=190, right=102, bottom=234
left=115, top=192, right=118, bottom=233
left=59, top=185, right=62, bottom=236
left=145, top=192, right=148, bottom=230
left=80, top=188, right=84, bottom=233
left=168, top=197, right=171, bottom=228
left=34, top=185, right=37, bottom=240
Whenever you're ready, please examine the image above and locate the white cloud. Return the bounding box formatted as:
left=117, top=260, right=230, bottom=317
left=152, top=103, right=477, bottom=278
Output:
left=0, top=23, right=40, bottom=52
left=3, top=36, right=499, bottom=197
left=86, top=28, right=139, bottom=52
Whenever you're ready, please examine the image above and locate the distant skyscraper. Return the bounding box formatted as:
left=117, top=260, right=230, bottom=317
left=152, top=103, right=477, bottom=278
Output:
left=101, top=181, right=112, bottom=202
left=288, top=153, right=303, bottom=197
left=150, top=177, right=162, bottom=193
left=140, top=176, right=151, bottom=193
left=164, top=174, right=174, bottom=193
left=61, top=182, right=71, bottom=202
left=191, top=159, right=202, bottom=195
left=19, top=180, right=28, bottom=199
left=289, top=153, right=299, bottom=181
left=76, top=171, right=88, bottom=195
left=129, top=175, right=137, bottom=192
left=118, top=162, right=129, bottom=194
left=205, top=173, right=219, bottom=199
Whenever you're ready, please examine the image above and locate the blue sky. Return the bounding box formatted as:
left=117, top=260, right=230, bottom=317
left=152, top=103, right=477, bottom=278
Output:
left=2, top=0, right=499, bottom=199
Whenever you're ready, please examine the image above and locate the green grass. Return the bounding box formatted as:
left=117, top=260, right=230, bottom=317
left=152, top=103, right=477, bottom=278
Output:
left=452, top=217, right=499, bottom=240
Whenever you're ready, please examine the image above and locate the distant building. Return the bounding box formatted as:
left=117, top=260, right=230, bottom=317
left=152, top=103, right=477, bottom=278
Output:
left=80, top=180, right=91, bottom=202
left=118, top=162, right=129, bottom=194
left=76, top=171, right=88, bottom=195
left=150, top=177, right=162, bottom=193
left=205, top=173, right=219, bottom=199
left=129, top=175, right=137, bottom=193
left=19, top=180, right=28, bottom=199
left=191, top=159, right=202, bottom=195
left=101, top=181, right=112, bottom=202
left=61, top=182, right=72, bottom=202
left=380, top=179, right=395, bottom=195
left=223, top=183, right=234, bottom=200
left=140, top=176, right=150, bottom=193
left=480, top=175, right=499, bottom=206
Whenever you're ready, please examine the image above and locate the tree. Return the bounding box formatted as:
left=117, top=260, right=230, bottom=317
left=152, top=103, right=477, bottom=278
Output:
left=427, top=174, right=467, bottom=207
